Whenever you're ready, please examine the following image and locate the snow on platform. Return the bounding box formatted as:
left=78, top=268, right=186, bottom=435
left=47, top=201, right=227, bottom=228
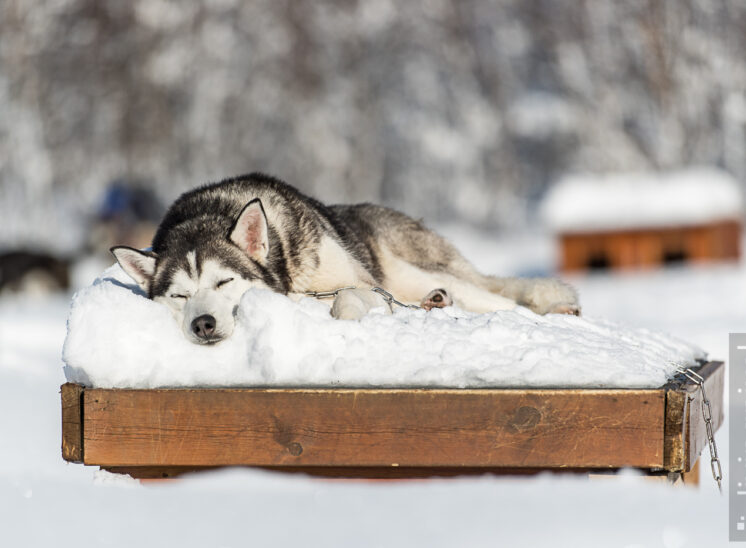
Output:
left=62, top=264, right=704, bottom=389
left=541, top=167, right=743, bottom=232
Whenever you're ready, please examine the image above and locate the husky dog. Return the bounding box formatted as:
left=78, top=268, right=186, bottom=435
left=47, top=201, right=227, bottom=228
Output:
left=112, top=173, right=579, bottom=344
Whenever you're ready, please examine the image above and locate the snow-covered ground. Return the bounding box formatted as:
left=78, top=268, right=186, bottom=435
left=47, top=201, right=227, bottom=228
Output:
left=0, top=228, right=740, bottom=547
left=63, top=264, right=703, bottom=389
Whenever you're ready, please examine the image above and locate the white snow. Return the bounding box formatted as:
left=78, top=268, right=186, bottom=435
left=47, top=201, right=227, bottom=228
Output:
left=62, top=264, right=704, bottom=389
left=541, top=167, right=743, bottom=232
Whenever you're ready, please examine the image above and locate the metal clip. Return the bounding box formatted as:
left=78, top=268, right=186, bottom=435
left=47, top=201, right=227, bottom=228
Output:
left=306, top=285, right=421, bottom=310
left=305, top=286, right=357, bottom=299
left=371, top=287, right=421, bottom=310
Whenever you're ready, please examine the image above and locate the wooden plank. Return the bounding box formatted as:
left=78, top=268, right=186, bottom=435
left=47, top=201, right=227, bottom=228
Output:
left=61, top=383, right=84, bottom=463
left=681, top=459, right=700, bottom=487
left=82, top=388, right=666, bottom=469
left=663, top=389, right=687, bottom=471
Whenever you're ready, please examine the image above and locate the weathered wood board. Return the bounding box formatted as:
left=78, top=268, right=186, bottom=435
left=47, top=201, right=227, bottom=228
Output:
left=61, top=361, right=724, bottom=479
left=61, top=382, right=84, bottom=463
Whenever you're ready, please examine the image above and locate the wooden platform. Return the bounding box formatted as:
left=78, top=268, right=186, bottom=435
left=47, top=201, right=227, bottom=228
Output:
left=61, top=361, right=724, bottom=481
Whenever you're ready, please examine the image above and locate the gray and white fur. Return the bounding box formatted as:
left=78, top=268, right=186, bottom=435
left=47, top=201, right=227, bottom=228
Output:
left=112, top=173, right=579, bottom=344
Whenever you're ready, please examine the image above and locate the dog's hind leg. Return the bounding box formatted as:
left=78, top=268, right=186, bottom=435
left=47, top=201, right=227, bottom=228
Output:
left=440, top=277, right=517, bottom=313
left=350, top=204, right=579, bottom=315
left=480, top=276, right=580, bottom=316
left=376, top=251, right=517, bottom=313
left=382, top=244, right=580, bottom=315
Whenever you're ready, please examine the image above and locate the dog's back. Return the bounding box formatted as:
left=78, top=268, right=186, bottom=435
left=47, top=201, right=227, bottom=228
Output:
left=150, top=173, right=526, bottom=303
left=153, top=174, right=390, bottom=287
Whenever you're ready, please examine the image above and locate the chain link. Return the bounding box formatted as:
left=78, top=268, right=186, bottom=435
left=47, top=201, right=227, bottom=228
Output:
left=304, top=286, right=357, bottom=299
left=370, top=287, right=422, bottom=310
left=676, top=366, right=723, bottom=493
left=305, top=286, right=422, bottom=310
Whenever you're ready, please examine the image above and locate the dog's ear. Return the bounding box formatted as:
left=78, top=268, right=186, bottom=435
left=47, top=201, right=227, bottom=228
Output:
left=230, top=198, right=269, bottom=263
left=110, top=246, right=157, bottom=292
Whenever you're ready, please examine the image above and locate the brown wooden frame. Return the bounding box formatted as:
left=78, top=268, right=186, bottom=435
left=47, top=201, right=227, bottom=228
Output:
left=61, top=361, right=724, bottom=480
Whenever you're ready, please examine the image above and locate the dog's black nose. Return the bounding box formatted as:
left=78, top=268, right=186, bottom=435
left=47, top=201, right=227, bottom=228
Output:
left=191, top=315, right=216, bottom=339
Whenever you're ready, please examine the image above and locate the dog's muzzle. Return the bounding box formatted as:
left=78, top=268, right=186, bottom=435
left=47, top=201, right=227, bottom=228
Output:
left=191, top=314, right=217, bottom=341
left=182, top=290, right=236, bottom=344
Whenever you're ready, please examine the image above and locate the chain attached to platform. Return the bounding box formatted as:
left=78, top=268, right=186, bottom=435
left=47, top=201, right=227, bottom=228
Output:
left=676, top=366, right=723, bottom=493
left=304, top=286, right=357, bottom=299
left=370, top=287, right=421, bottom=310
left=305, top=286, right=421, bottom=310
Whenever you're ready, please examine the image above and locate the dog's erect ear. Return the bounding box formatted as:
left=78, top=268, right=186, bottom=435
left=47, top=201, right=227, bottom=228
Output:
left=110, top=246, right=157, bottom=292
left=230, top=198, right=269, bottom=262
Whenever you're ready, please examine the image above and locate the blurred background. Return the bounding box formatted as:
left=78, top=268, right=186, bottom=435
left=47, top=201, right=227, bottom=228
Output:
left=1, top=0, right=744, bottom=276
left=1, top=2, right=745, bottom=544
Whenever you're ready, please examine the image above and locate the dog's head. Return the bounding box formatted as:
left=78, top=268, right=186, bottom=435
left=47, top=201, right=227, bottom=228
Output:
left=112, top=199, right=275, bottom=345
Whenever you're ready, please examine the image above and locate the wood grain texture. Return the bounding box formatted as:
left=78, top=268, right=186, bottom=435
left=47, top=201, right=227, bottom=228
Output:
left=82, top=387, right=666, bottom=469
left=681, top=459, right=700, bottom=487
left=62, top=362, right=724, bottom=477
left=61, top=383, right=84, bottom=463
left=663, top=389, right=687, bottom=471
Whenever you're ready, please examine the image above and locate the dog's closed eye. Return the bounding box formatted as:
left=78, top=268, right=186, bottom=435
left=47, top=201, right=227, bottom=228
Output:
left=170, top=293, right=188, bottom=299
left=216, top=278, right=234, bottom=289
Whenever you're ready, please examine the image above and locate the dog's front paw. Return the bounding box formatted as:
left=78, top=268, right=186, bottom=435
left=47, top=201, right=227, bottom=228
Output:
left=421, top=288, right=453, bottom=311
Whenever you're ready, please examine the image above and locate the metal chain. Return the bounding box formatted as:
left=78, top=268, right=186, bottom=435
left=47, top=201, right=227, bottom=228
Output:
left=676, top=366, right=723, bottom=493
left=304, top=286, right=357, bottom=299
left=370, top=287, right=421, bottom=310
left=305, top=286, right=422, bottom=310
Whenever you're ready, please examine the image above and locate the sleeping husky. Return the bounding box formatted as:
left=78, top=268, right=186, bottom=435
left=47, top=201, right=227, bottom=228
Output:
left=112, top=173, right=579, bottom=344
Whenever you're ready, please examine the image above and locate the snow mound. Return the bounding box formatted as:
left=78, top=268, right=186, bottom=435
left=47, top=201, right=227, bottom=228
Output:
left=541, top=167, right=742, bottom=232
left=62, top=265, right=705, bottom=389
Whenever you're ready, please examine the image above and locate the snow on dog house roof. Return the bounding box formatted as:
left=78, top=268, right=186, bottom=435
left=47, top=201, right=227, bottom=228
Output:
left=541, top=168, right=743, bottom=233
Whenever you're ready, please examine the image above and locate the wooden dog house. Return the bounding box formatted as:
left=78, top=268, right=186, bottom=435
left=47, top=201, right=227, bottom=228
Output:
left=541, top=169, right=743, bottom=272
left=61, top=360, right=723, bottom=485
left=559, top=220, right=740, bottom=272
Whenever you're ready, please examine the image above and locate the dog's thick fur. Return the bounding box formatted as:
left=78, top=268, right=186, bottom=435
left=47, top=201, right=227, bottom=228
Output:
left=113, top=173, right=579, bottom=344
